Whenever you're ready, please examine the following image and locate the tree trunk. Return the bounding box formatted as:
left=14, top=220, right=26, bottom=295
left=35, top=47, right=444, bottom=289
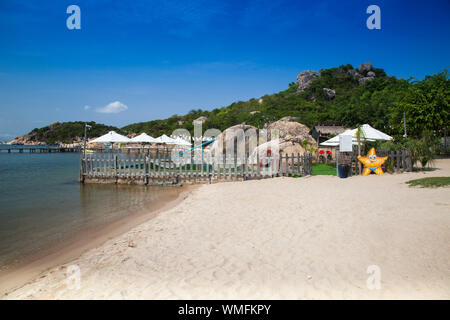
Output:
left=357, top=136, right=361, bottom=175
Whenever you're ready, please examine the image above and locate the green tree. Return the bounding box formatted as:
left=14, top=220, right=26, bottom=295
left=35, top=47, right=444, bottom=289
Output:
left=391, top=70, right=449, bottom=138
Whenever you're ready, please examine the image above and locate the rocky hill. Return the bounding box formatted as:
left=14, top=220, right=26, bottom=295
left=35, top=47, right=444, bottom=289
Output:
left=11, top=63, right=448, bottom=144
left=8, top=121, right=121, bottom=145
left=121, top=62, right=401, bottom=137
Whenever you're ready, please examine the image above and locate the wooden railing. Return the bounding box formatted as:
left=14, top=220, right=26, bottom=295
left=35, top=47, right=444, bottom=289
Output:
left=79, top=152, right=313, bottom=185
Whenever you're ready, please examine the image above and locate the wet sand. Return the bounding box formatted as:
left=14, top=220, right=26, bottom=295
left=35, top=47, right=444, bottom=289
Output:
left=0, top=185, right=196, bottom=296
left=3, top=160, right=450, bottom=299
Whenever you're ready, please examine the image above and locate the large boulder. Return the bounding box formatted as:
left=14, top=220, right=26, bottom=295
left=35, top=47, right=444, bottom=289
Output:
left=359, top=76, right=375, bottom=85
left=193, top=116, right=208, bottom=125
left=207, top=123, right=258, bottom=157
left=358, top=62, right=372, bottom=73
left=249, top=138, right=310, bottom=163
left=296, top=70, right=319, bottom=92
left=347, top=69, right=362, bottom=78
left=367, top=71, right=376, bottom=77
left=249, top=118, right=317, bottom=163
left=264, top=117, right=315, bottom=145
left=323, top=88, right=336, bottom=100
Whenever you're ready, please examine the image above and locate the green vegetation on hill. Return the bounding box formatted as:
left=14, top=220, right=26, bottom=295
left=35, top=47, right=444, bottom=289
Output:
left=19, top=64, right=449, bottom=144
left=122, top=66, right=448, bottom=141
left=29, top=121, right=120, bottom=144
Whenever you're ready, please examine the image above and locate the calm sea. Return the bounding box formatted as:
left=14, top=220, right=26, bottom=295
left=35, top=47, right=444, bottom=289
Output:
left=0, top=147, right=181, bottom=271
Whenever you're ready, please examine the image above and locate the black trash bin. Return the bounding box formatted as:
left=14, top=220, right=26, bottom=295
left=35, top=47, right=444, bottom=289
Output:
left=337, top=164, right=350, bottom=178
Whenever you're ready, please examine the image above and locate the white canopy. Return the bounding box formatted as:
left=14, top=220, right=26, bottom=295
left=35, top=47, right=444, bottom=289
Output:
left=344, top=124, right=393, bottom=141
left=154, top=134, right=177, bottom=144
left=130, top=133, right=157, bottom=143
left=90, top=131, right=131, bottom=143
left=320, top=124, right=392, bottom=146
left=320, top=130, right=361, bottom=146
left=172, top=137, right=192, bottom=146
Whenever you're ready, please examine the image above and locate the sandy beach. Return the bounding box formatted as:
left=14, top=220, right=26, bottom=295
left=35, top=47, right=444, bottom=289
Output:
left=3, top=160, right=450, bottom=299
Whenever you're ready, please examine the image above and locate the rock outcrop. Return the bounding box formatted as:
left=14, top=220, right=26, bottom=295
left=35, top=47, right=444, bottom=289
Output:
left=7, top=134, right=45, bottom=145
left=250, top=138, right=310, bottom=162
left=248, top=117, right=316, bottom=161
left=264, top=117, right=315, bottom=145
left=296, top=70, right=319, bottom=92
left=323, top=88, right=336, bottom=100
left=193, top=116, right=208, bottom=125
left=343, top=63, right=376, bottom=85
left=7, top=124, right=62, bottom=145
left=358, top=62, right=373, bottom=73
left=347, top=69, right=362, bottom=79
left=359, top=76, right=375, bottom=85
left=207, top=123, right=258, bottom=157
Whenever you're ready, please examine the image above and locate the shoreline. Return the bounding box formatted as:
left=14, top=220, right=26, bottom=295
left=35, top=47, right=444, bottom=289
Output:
left=0, top=184, right=198, bottom=296
left=3, top=160, right=450, bottom=299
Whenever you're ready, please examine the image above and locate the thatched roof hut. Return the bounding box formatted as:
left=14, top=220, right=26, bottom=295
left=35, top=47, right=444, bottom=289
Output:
left=310, top=122, right=347, bottom=145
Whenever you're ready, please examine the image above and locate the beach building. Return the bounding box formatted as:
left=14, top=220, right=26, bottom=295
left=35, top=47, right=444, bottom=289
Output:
left=310, top=123, right=347, bottom=147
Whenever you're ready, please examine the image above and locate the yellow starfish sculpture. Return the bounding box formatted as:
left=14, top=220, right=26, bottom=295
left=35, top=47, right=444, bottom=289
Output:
left=357, top=148, right=388, bottom=176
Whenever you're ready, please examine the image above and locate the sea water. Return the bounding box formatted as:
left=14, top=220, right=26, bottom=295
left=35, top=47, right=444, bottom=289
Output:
left=0, top=149, right=180, bottom=271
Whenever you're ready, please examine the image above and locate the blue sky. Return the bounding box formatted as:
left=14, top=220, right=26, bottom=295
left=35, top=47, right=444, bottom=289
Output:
left=0, top=0, right=449, bottom=139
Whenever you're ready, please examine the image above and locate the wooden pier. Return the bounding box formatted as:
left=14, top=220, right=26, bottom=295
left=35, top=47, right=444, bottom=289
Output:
left=80, top=151, right=313, bottom=185
left=0, top=146, right=81, bottom=153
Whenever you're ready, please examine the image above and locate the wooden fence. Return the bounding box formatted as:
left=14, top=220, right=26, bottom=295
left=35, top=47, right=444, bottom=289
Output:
left=79, top=151, right=313, bottom=185
left=337, top=149, right=413, bottom=176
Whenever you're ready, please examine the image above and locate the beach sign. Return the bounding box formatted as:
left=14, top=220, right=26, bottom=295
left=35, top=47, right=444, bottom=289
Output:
left=339, top=135, right=353, bottom=152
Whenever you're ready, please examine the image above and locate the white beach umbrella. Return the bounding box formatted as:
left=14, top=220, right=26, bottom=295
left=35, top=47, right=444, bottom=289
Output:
left=172, top=137, right=191, bottom=146
left=130, top=133, right=157, bottom=143
left=90, top=131, right=131, bottom=143
left=344, top=124, right=393, bottom=141
left=154, top=134, right=177, bottom=144
left=320, top=130, right=361, bottom=146
left=320, top=124, right=391, bottom=146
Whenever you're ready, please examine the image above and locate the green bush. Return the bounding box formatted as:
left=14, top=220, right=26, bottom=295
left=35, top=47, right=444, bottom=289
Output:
left=406, top=131, right=439, bottom=169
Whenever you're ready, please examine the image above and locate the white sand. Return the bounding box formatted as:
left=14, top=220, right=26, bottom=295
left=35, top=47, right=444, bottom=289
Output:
left=3, top=160, right=450, bottom=299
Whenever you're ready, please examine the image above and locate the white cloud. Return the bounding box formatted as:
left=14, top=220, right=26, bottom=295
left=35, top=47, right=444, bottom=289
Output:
left=84, top=105, right=91, bottom=110
left=96, top=101, right=128, bottom=114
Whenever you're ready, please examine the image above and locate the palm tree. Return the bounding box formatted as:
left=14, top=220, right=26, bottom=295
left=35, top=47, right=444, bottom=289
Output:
left=355, top=125, right=366, bottom=174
